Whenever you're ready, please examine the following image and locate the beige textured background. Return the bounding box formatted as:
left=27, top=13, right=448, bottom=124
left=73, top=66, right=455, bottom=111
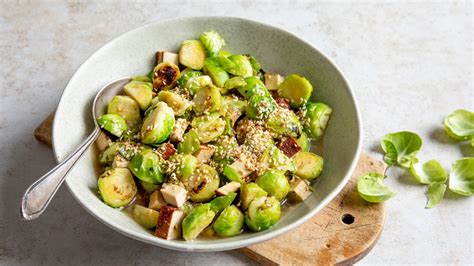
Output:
left=1, top=0, right=472, bottom=264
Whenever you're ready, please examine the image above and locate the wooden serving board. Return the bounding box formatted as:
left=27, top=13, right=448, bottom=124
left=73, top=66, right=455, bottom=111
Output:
left=35, top=114, right=386, bottom=265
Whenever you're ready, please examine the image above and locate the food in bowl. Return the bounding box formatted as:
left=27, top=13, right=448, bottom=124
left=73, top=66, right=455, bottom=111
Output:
left=95, top=30, right=332, bottom=241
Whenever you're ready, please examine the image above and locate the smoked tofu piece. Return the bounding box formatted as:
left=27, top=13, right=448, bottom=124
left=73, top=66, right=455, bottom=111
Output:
left=216, top=181, right=241, bottom=196
left=193, top=145, right=215, bottom=164
left=148, top=190, right=167, bottom=211
left=288, top=178, right=312, bottom=202
left=112, top=154, right=129, bottom=168
left=156, top=51, right=179, bottom=66
left=277, top=137, right=301, bottom=158
left=96, top=131, right=111, bottom=153
left=157, top=143, right=176, bottom=160
left=170, top=118, right=189, bottom=143
left=264, top=72, right=284, bottom=91
left=160, top=183, right=187, bottom=207
left=155, top=206, right=184, bottom=240
left=224, top=158, right=254, bottom=182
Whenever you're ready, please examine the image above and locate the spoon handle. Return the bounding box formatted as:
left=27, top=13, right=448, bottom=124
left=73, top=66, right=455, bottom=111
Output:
left=21, top=127, right=101, bottom=220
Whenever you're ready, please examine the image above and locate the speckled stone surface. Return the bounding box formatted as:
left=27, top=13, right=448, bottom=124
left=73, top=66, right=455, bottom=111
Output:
left=0, top=1, right=472, bottom=264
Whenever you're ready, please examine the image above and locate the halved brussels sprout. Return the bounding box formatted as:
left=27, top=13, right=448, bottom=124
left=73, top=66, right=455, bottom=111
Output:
left=304, top=102, right=332, bottom=140
left=238, top=76, right=266, bottom=98
left=278, top=74, right=313, bottom=107
left=187, top=164, right=220, bottom=202
left=124, top=80, right=153, bottom=110
left=182, top=204, right=216, bottom=240
left=245, top=92, right=276, bottom=120
left=216, top=55, right=236, bottom=70
left=266, top=107, right=302, bottom=138
left=213, top=205, right=244, bottom=237
left=129, top=149, right=164, bottom=184
left=220, top=96, right=247, bottom=126
left=223, top=76, right=246, bottom=94
left=97, top=114, right=128, bottom=137
left=209, top=192, right=237, bottom=213
left=98, top=168, right=137, bottom=208
left=157, top=91, right=191, bottom=116
left=218, top=49, right=232, bottom=57
left=141, top=102, right=175, bottom=145
left=132, top=75, right=151, bottom=82
left=99, top=142, right=121, bottom=164
left=191, top=113, right=226, bottom=143
left=193, top=85, right=223, bottom=114
left=226, top=55, right=253, bottom=77
left=296, top=132, right=310, bottom=152
left=179, top=40, right=206, bottom=70
left=152, top=62, right=181, bottom=91
left=177, top=70, right=202, bottom=87
left=256, top=170, right=290, bottom=200
left=245, top=196, right=281, bottom=232
left=203, top=61, right=229, bottom=88
left=293, top=151, right=324, bottom=180
left=132, top=205, right=159, bottom=229
left=240, top=183, right=268, bottom=210
left=246, top=55, right=261, bottom=76
left=107, top=95, right=141, bottom=125
left=140, top=180, right=159, bottom=193
left=260, top=145, right=296, bottom=173
left=185, top=75, right=213, bottom=96
left=169, top=153, right=198, bottom=181
left=200, top=30, right=225, bottom=57
left=177, top=130, right=201, bottom=154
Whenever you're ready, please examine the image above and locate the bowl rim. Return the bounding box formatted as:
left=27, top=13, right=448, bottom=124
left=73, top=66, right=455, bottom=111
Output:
left=52, top=16, right=362, bottom=252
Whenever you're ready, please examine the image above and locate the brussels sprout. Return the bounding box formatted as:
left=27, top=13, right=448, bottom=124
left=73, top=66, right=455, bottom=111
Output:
left=256, top=170, right=290, bottom=200
left=141, top=102, right=175, bottom=145
left=238, top=76, right=266, bottom=98
left=246, top=55, right=261, bottom=76
left=260, top=145, right=296, bottom=173
left=97, top=114, right=128, bottom=137
left=213, top=205, right=244, bottom=237
left=218, top=49, right=232, bottom=57
left=99, top=142, right=121, bottom=164
left=169, top=153, right=198, bottom=180
left=296, top=132, right=310, bottom=152
left=129, top=149, right=164, bottom=184
left=357, top=173, right=396, bottom=203
left=220, top=96, right=247, bottom=126
left=381, top=131, right=422, bottom=168
left=223, top=76, right=246, bottom=94
left=157, top=91, right=191, bottom=116
left=98, top=168, right=137, bottom=208
left=277, top=74, right=313, bottom=107
left=245, top=92, right=276, bottom=120
left=181, top=204, right=216, bottom=240
left=132, top=205, right=159, bottom=229
left=304, top=102, right=332, bottom=140
left=107, top=95, right=141, bottom=125
left=266, top=107, right=302, bottom=138
left=203, top=59, right=229, bottom=87
left=245, top=196, right=281, bottom=232
left=185, top=75, right=213, bottom=96
left=152, top=62, right=181, bottom=91
left=132, top=75, right=151, bottom=82
left=140, top=180, right=159, bottom=193
left=444, top=109, right=474, bottom=140
left=193, top=85, right=223, bottom=114
left=187, top=164, right=220, bottom=202
left=177, top=130, right=201, bottom=154
left=177, top=70, right=202, bottom=87
left=293, top=151, right=324, bottom=180
left=240, top=183, right=268, bottom=210
left=191, top=113, right=226, bottom=143
left=213, top=135, right=238, bottom=161
left=179, top=40, right=206, bottom=70
left=225, top=55, right=253, bottom=77
left=200, top=30, right=225, bottom=57
left=209, top=192, right=237, bottom=213
left=123, top=80, right=153, bottom=110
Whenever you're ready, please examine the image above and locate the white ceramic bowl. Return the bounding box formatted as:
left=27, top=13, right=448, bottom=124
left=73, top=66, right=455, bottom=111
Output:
left=53, top=17, right=362, bottom=251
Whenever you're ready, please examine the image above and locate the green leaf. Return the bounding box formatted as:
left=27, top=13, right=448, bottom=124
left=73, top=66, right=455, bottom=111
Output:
left=357, top=173, right=396, bottom=203
left=381, top=131, right=422, bottom=168
left=444, top=109, right=474, bottom=140
left=425, top=183, right=446, bottom=209
left=448, top=157, right=474, bottom=196
left=409, top=160, right=447, bottom=184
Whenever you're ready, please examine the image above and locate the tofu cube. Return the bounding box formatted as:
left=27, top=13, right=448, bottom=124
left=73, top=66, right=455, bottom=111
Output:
left=264, top=73, right=284, bottom=91
left=216, top=181, right=241, bottom=196
left=288, top=178, right=312, bottom=202
left=170, top=118, right=189, bottom=143
left=160, top=183, right=187, bottom=207
left=155, top=206, right=184, bottom=240
left=148, top=190, right=167, bottom=211
left=193, top=145, right=215, bottom=164
left=156, top=51, right=179, bottom=65
left=224, top=158, right=253, bottom=182
left=96, top=131, right=111, bottom=152
left=112, top=154, right=129, bottom=168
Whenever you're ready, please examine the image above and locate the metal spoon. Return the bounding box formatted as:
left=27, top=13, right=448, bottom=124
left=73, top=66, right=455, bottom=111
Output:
left=21, top=77, right=132, bottom=220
